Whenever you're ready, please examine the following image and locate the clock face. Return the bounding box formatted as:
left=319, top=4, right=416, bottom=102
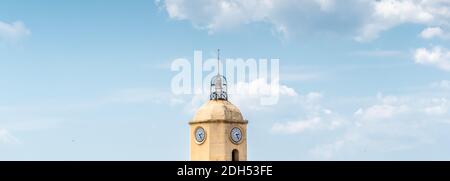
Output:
left=230, top=127, right=243, bottom=144
left=194, top=127, right=206, bottom=144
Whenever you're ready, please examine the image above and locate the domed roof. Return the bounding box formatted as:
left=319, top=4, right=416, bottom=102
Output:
left=190, top=100, right=246, bottom=123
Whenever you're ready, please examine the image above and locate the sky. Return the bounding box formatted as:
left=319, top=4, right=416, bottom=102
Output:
left=1, top=0, right=450, bottom=160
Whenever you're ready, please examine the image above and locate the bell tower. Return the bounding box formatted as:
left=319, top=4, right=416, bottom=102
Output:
left=189, top=50, right=248, bottom=161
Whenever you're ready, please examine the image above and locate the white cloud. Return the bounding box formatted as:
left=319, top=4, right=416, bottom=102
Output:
left=354, top=104, right=409, bottom=121
left=305, top=92, right=322, bottom=102
left=424, top=105, right=447, bottom=116
left=312, top=103, right=443, bottom=159
left=316, top=0, right=335, bottom=11
left=372, top=0, right=434, bottom=23
left=354, top=93, right=411, bottom=121
left=271, top=91, right=445, bottom=159
left=309, top=132, right=359, bottom=160
left=272, top=117, right=321, bottom=134
left=271, top=91, right=348, bottom=134
left=355, top=105, right=395, bottom=120
left=226, top=78, right=298, bottom=110
left=355, top=0, right=437, bottom=42
left=161, top=0, right=450, bottom=72
left=414, top=46, right=450, bottom=71
left=268, top=90, right=450, bottom=159
left=157, top=0, right=369, bottom=39
left=158, top=0, right=450, bottom=42
left=309, top=125, right=434, bottom=160
left=0, top=128, right=20, bottom=144
left=272, top=115, right=345, bottom=134
left=423, top=98, right=449, bottom=116
left=159, top=0, right=275, bottom=33
left=420, top=27, right=448, bottom=39
left=0, top=21, right=31, bottom=42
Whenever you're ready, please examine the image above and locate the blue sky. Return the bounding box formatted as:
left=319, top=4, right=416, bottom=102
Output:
left=1, top=0, right=450, bottom=160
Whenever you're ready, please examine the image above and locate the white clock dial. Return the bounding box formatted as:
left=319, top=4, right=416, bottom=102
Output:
left=230, top=127, right=243, bottom=144
left=194, top=127, right=206, bottom=144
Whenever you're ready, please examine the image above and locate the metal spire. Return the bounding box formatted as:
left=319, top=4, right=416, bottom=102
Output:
left=210, top=49, right=228, bottom=101
left=217, top=49, right=220, bottom=75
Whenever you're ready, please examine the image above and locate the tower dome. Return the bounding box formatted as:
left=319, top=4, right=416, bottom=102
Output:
left=191, top=100, right=246, bottom=123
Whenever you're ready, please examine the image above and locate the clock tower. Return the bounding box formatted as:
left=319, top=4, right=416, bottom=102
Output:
left=189, top=50, right=248, bottom=161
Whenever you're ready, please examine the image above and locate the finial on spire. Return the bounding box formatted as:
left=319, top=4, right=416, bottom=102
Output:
left=210, top=49, right=228, bottom=101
